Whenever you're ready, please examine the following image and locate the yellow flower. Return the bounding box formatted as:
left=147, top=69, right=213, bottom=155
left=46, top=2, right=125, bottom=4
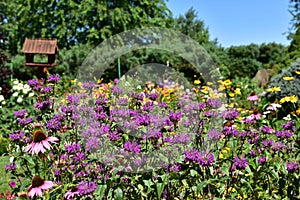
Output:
left=234, top=88, right=241, bottom=95
left=290, top=95, right=298, bottom=103
left=280, top=97, right=288, bottom=104
left=296, top=108, right=300, bottom=115
left=194, top=80, right=201, bottom=85
left=201, top=86, right=209, bottom=93
left=219, top=153, right=224, bottom=159
left=296, top=71, right=300, bottom=75
left=283, top=76, right=294, bottom=81
left=223, top=79, right=232, bottom=86
left=229, top=93, right=235, bottom=97
left=206, top=82, right=213, bottom=86
left=266, top=87, right=281, bottom=93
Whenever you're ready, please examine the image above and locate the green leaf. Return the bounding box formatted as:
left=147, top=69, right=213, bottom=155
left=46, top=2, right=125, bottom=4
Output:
left=196, top=181, right=208, bottom=194
left=114, top=187, right=123, bottom=200
left=95, top=184, right=107, bottom=200
left=190, top=169, right=198, bottom=177
left=157, top=174, right=168, bottom=200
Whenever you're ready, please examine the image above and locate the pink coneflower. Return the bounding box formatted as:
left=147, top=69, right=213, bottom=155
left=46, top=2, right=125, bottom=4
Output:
left=28, top=176, right=54, bottom=198
left=25, top=130, right=59, bottom=155
left=247, top=91, right=259, bottom=101
left=64, top=186, right=80, bottom=199
left=250, top=109, right=261, bottom=120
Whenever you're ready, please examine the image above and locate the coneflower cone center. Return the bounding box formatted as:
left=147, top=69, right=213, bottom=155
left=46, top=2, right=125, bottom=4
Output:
left=33, top=130, right=47, bottom=142
left=32, top=176, right=44, bottom=188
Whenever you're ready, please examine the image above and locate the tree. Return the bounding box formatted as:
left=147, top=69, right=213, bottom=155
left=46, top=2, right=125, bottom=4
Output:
left=1, top=0, right=172, bottom=55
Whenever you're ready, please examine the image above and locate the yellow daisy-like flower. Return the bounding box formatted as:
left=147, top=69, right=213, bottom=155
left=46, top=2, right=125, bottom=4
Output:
left=229, top=93, right=235, bottom=97
left=223, top=79, right=232, bottom=86
left=233, top=88, right=241, bottom=95
left=296, top=108, right=300, bottom=115
left=280, top=97, right=288, bottom=104
left=283, top=76, right=294, bottom=81
left=296, top=71, right=300, bottom=75
left=201, top=86, right=209, bottom=93
left=194, top=80, right=201, bottom=85
left=206, top=82, right=213, bottom=86
left=289, top=95, right=298, bottom=103
left=266, top=87, right=281, bottom=93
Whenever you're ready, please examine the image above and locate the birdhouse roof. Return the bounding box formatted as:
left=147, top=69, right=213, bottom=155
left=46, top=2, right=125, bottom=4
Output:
left=22, top=38, right=58, bottom=54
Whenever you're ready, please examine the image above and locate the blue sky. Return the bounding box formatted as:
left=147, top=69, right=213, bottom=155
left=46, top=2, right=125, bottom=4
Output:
left=166, top=0, right=293, bottom=47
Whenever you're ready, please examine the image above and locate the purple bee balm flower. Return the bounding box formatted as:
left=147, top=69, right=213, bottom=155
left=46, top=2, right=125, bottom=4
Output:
left=35, top=100, right=52, bottom=110
left=9, top=181, right=16, bottom=188
left=124, top=141, right=140, bottom=154
left=208, top=129, right=222, bottom=140
left=169, top=111, right=183, bottom=123
left=282, top=121, right=295, bottom=132
left=198, top=153, right=215, bottom=167
left=276, top=130, right=293, bottom=139
left=233, top=156, right=248, bottom=170
left=271, top=142, right=285, bottom=152
left=286, top=161, right=299, bottom=173
left=5, top=163, right=17, bottom=172
left=9, top=131, right=25, bottom=142
left=207, top=98, right=222, bottom=108
left=222, top=109, right=239, bottom=120
left=77, top=181, right=97, bottom=196
left=17, top=117, right=33, bottom=126
left=143, top=101, right=154, bottom=112
left=48, top=74, right=60, bottom=83
left=65, top=143, right=81, bottom=154
left=14, top=109, right=27, bottom=118
left=261, top=126, right=275, bottom=134
left=28, top=79, right=39, bottom=87
left=258, top=156, right=267, bottom=164
left=111, top=86, right=123, bottom=95
left=261, top=139, right=274, bottom=148
left=149, top=93, right=159, bottom=101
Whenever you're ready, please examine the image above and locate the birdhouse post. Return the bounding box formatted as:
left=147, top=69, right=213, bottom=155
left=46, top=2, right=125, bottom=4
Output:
left=22, top=38, right=58, bottom=79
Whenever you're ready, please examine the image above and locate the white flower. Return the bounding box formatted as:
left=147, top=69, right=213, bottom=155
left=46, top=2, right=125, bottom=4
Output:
left=0, top=87, right=2, bottom=91
left=23, top=84, right=30, bottom=90
left=9, top=156, right=14, bottom=163
left=17, top=96, right=23, bottom=103
left=136, top=85, right=141, bottom=90
left=23, top=89, right=29, bottom=94
left=12, top=85, right=19, bottom=90
left=283, top=114, right=291, bottom=121
left=0, top=95, right=4, bottom=102
left=12, top=92, right=18, bottom=97
left=13, top=80, right=19, bottom=85
left=28, top=92, right=34, bottom=97
left=2, top=100, right=6, bottom=105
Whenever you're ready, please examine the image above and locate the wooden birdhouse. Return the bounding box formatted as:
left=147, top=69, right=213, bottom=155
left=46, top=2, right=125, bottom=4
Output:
left=22, top=38, right=58, bottom=78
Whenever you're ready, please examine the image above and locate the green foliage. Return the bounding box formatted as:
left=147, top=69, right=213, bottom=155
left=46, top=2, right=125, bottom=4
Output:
left=266, top=58, right=300, bottom=102
left=1, top=0, right=172, bottom=54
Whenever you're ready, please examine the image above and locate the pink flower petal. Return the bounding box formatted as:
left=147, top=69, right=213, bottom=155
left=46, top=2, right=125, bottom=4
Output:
left=42, top=141, right=51, bottom=150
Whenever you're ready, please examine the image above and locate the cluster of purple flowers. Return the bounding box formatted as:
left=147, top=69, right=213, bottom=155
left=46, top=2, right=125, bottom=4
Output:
left=184, top=148, right=214, bottom=167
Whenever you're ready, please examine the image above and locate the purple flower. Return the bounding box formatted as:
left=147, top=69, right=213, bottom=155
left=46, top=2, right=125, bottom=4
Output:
left=198, top=153, right=215, bottom=167
left=48, top=74, right=60, bottom=83
left=261, top=139, right=274, bottom=148
left=17, top=117, right=33, bottom=126
left=14, top=109, right=27, bottom=118
left=208, top=129, right=222, bottom=140
left=143, top=101, right=154, bottom=112
left=111, top=86, right=123, bottom=95
left=276, top=130, right=293, bottom=139
left=149, top=93, right=159, bottom=101
left=169, top=111, right=183, bottom=123
left=9, top=131, right=25, bottom=142
left=222, top=109, right=239, bottom=120
left=9, top=181, right=16, bottom=188
left=258, top=156, right=266, bottom=164
left=77, top=181, right=97, bottom=195
left=28, top=79, right=39, bottom=87
left=261, top=126, right=275, bottom=134
left=35, top=100, right=52, bottom=110
left=286, top=161, right=299, bottom=173
left=124, top=141, right=140, bottom=154
left=271, top=142, right=285, bottom=152
left=207, top=98, right=222, bottom=108
left=282, top=121, right=295, bottom=132
left=233, top=156, right=248, bottom=170
left=5, top=163, right=17, bottom=172
left=65, top=143, right=81, bottom=154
